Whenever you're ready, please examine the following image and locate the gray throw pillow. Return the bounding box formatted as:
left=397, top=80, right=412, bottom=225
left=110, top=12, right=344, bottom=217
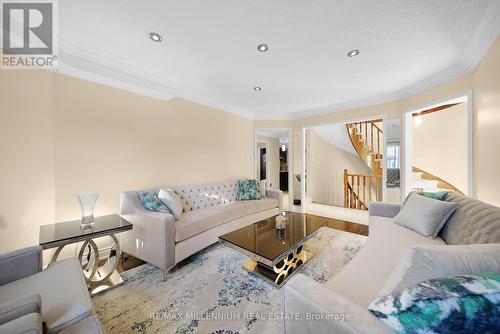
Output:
left=393, top=193, right=457, bottom=238
left=378, top=243, right=500, bottom=296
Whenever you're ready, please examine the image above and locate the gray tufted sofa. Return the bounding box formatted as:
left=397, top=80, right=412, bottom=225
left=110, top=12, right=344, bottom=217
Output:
left=284, top=192, right=500, bottom=334
left=120, top=180, right=282, bottom=277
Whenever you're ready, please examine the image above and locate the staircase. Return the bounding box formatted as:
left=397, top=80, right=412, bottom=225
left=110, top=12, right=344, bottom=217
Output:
left=346, top=120, right=383, bottom=176
left=412, top=166, right=464, bottom=194
left=343, top=119, right=463, bottom=210
left=343, top=120, right=384, bottom=210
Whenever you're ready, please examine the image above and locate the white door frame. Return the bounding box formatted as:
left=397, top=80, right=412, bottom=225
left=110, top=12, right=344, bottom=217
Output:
left=401, top=91, right=474, bottom=199
left=255, top=141, right=269, bottom=184
left=300, top=113, right=388, bottom=210
left=254, top=128, right=293, bottom=211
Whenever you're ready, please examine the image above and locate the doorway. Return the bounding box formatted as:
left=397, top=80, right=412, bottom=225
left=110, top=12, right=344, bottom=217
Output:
left=255, top=128, right=293, bottom=211
left=300, top=117, right=386, bottom=225
left=402, top=93, right=473, bottom=199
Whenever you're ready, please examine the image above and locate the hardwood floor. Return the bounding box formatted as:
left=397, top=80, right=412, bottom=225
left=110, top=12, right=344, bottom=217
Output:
left=305, top=212, right=369, bottom=236
left=117, top=212, right=368, bottom=272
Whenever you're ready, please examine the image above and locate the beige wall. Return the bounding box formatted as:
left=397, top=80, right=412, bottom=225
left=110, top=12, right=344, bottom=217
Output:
left=0, top=70, right=55, bottom=255
left=256, top=135, right=280, bottom=189
left=474, top=36, right=500, bottom=207
left=412, top=103, right=468, bottom=193
left=307, top=129, right=373, bottom=206
left=0, top=71, right=254, bottom=255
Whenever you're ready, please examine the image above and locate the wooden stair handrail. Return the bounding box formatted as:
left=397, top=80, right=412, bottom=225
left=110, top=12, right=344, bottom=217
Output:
left=344, top=169, right=382, bottom=210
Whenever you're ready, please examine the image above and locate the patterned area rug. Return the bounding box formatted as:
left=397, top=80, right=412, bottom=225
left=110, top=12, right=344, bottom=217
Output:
left=93, top=227, right=367, bottom=334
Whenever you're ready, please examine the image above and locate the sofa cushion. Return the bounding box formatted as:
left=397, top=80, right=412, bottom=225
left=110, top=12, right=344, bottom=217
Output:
left=0, top=258, right=92, bottom=333
left=441, top=192, right=500, bottom=244
left=0, top=312, right=43, bottom=334
left=379, top=243, right=500, bottom=296
left=369, top=273, right=500, bottom=334
left=327, top=216, right=445, bottom=307
left=0, top=293, right=41, bottom=325
left=237, top=179, right=261, bottom=201
left=394, top=193, right=457, bottom=238
left=174, top=180, right=239, bottom=213
left=139, top=192, right=170, bottom=213
left=158, top=188, right=183, bottom=220
left=175, top=198, right=278, bottom=242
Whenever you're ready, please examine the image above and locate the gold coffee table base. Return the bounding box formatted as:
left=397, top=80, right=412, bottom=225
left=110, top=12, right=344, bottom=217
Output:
left=243, top=246, right=313, bottom=287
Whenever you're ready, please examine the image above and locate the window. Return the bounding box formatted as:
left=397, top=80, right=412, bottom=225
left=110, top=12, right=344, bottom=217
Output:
left=387, top=144, right=400, bottom=168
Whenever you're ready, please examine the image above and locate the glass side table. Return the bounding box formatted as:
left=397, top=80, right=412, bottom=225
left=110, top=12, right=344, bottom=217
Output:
left=39, top=214, right=133, bottom=295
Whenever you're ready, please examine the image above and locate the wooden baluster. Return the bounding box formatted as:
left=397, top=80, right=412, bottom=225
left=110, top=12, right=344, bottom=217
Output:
left=365, top=122, right=368, bottom=146
left=371, top=123, right=374, bottom=153
left=356, top=175, right=360, bottom=209
left=344, top=169, right=348, bottom=208
left=377, top=128, right=381, bottom=156
left=369, top=176, right=372, bottom=202
left=375, top=178, right=379, bottom=201
left=363, top=175, right=366, bottom=209
left=351, top=175, right=356, bottom=209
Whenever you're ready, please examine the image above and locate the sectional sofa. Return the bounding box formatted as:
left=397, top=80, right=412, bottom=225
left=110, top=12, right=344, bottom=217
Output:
left=284, top=192, right=500, bottom=334
left=120, top=180, right=283, bottom=276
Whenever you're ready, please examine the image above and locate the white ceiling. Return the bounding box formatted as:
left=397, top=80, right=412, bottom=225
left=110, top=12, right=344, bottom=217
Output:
left=57, top=0, right=500, bottom=120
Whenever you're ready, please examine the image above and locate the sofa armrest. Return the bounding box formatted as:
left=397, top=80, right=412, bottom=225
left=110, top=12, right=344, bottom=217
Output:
left=0, top=313, right=43, bottom=334
left=120, top=191, right=176, bottom=272
left=285, top=274, right=393, bottom=334
left=0, top=246, right=42, bottom=286
left=369, top=202, right=401, bottom=219
left=0, top=294, right=41, bottom=325
left=266, top=189, right=283, bottom=212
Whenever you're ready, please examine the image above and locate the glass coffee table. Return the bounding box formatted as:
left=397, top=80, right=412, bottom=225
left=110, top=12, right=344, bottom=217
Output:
left=39, top=214, right=133, bottom=295
left=219, top=212, right=326, bottom=286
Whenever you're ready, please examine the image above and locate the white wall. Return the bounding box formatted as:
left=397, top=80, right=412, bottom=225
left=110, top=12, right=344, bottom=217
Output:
left=306, top=129, right=373, bottom=206
left=412, top=103, right=468, bottom=193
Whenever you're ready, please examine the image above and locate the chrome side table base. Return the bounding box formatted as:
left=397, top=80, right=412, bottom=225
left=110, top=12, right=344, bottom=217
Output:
left=50, top=234, right=124, bottom=295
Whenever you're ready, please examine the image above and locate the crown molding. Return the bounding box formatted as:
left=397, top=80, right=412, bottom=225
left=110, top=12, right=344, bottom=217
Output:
left=54, top=3, right=499, bottom=122
left=255, top=2, right=500, bottom=121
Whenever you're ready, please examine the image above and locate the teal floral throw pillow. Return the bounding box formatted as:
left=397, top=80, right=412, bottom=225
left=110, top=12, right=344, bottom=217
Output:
left=368, top=273, right=500, bottom=334
left=237, top=179, right=261, bottom=201
left=401, top=191, right=449, bottom=207
left=139, top=192, right=170, bottom=213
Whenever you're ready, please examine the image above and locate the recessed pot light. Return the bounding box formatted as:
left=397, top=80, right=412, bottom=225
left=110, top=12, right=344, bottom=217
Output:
left=347, top=49, right=360, bottom=57
left=257, top=44, right=268, bottom=52
left=254, top=86, right=262, bottom=91
left=149, top=32, right=163, bottom=42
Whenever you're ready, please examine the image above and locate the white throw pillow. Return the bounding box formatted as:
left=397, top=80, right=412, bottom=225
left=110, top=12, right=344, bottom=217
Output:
left=158, top=188, right=183, bottom=220
left=393, top=193, right=457, bottom=238
left=378, top=243, right=500, bottom=296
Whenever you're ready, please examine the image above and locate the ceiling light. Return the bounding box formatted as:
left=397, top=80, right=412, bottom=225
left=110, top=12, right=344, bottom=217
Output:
left=347, top=49, right=360, bottom=57
left=257, top=44, right=268, bottom=52
left=149, top=32, right=162, bottom=42
left=254, top=86, right=262, bottom=91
